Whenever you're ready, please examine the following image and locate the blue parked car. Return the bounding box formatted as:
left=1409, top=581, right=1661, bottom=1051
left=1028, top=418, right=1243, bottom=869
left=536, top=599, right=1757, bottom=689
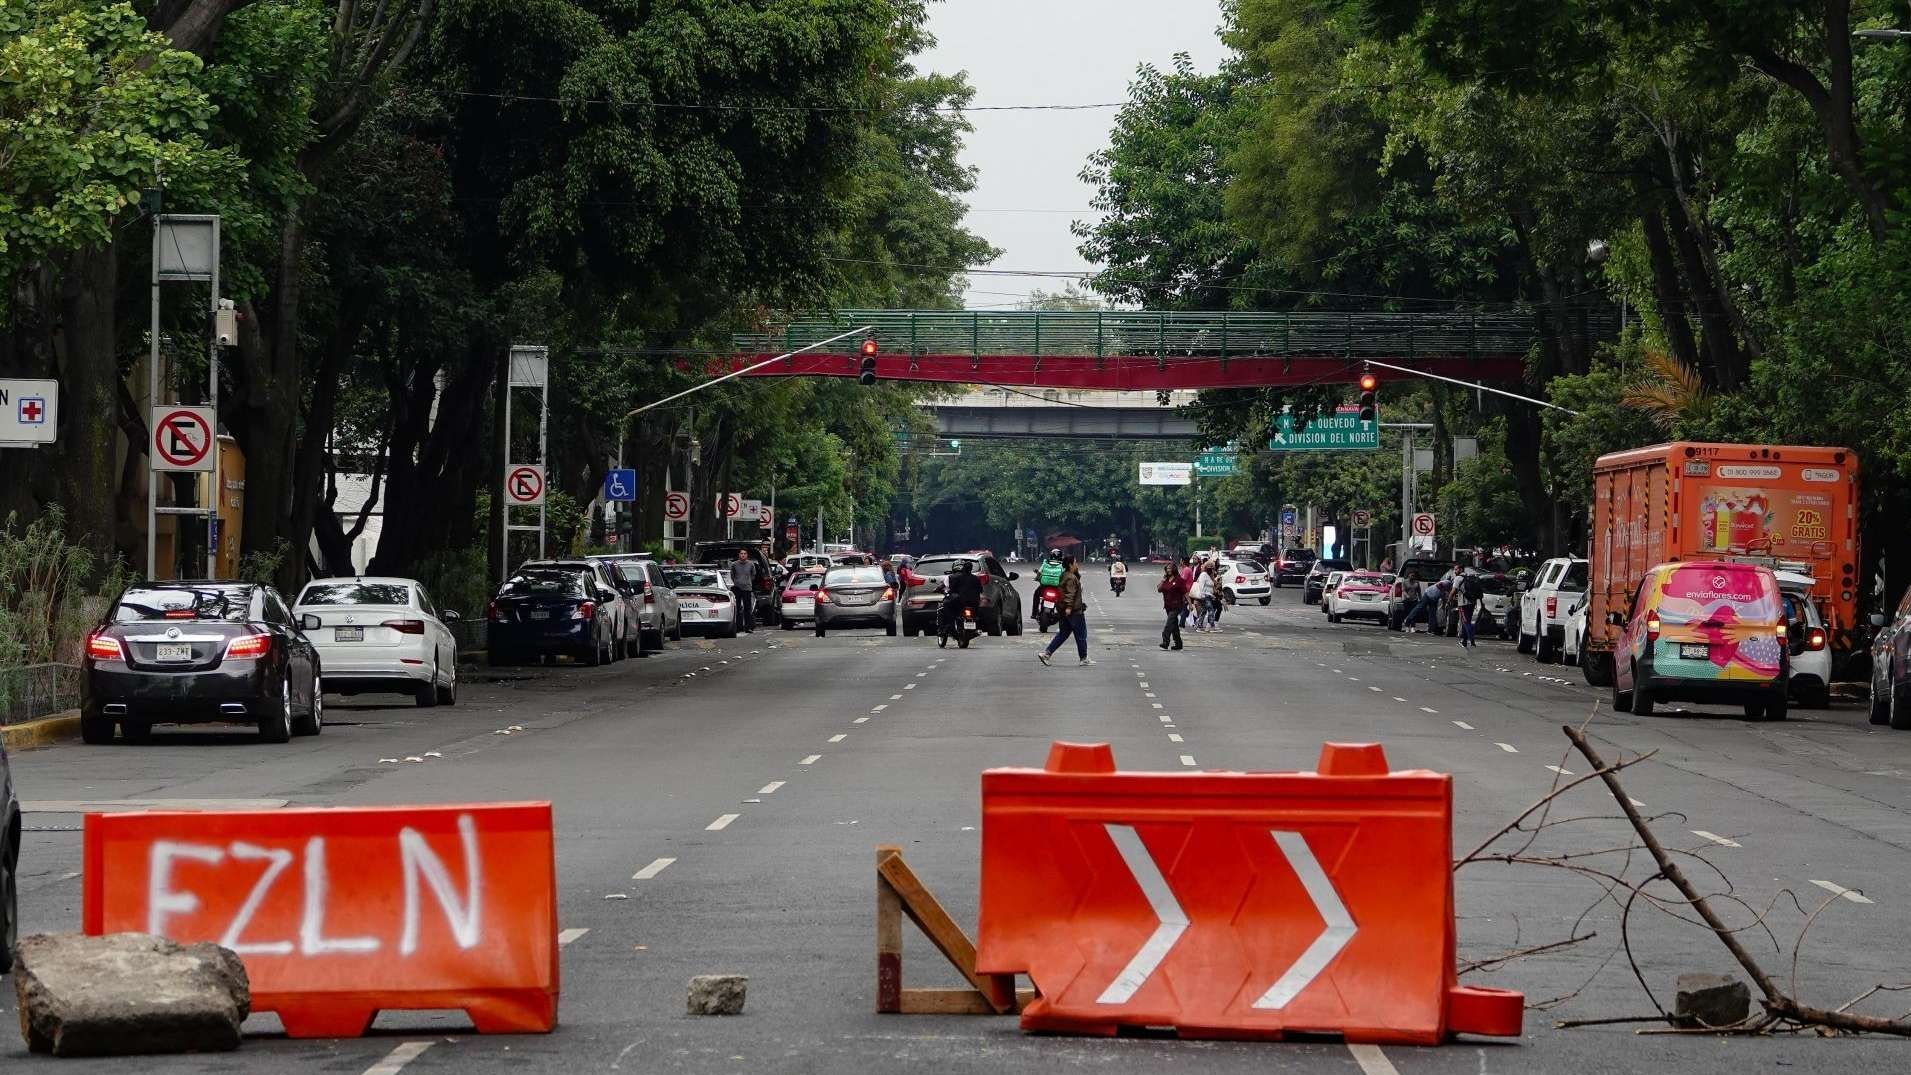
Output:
left=485, top=568, right=619, bottom=666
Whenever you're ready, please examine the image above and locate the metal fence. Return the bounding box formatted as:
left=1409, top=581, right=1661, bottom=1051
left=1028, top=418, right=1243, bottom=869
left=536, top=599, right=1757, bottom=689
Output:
left=449, top=618, right=489, bottom=656
left=0, top=662, right=81, bottom=727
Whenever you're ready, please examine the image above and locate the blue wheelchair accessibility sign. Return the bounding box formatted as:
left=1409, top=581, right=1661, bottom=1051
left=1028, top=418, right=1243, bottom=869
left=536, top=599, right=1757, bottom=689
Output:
left=604, top=468, right=636, bottom=502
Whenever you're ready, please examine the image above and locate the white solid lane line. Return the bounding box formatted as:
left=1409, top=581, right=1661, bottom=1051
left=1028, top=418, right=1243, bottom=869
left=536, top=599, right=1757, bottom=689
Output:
left=800, top=754, right=822, bottom=765
left=1692, top=830, right=1742, bottom=848
left=829, top=733, right=848, bottom=743
left=1497, top=742, right=1520, bottom=753
left=362, top=1041, right=434, bottom=1075
left=1452, top=720, right=1474, bottom=730
left=1809, top=879, right=1875, bottom=905
left=1347, top=1043, right=1401, bottom=1075
left=759, top=781, right=785, bottom=794
left=1179, top=755, right=1197, bottom=767
left=633, top=856, right=677, bottom=880
left=558, top=928, right=590, bottom=946
left=707, top=814, right=740, bottom=831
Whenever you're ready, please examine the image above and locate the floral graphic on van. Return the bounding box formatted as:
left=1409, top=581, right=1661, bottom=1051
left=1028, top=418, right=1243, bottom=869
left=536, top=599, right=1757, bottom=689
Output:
left=1645, top=565, right=1783, bottom=681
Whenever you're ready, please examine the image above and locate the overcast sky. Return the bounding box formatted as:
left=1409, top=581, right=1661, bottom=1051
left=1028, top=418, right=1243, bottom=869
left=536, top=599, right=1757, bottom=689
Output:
left=920, top=0, right=1231, bottom=309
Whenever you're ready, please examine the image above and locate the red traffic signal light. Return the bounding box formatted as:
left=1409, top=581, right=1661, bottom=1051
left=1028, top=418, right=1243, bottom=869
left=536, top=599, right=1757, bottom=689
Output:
left=1358, top=372, right=1378, bottom=392
left=862, top=337, right=879, bottom=356
left=858, top=337, right=879, bottom=386
left=1357, top=369, right=1377, bottom=423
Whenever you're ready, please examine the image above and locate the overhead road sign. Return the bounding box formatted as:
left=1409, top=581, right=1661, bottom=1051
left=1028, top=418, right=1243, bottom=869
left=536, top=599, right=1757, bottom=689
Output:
left=603, top=468, right=635, bottom=502
left=505, top=465, right=545, bottom=506
left=1194, top=448, right=1237, bottom=478
left=974, top=741, right=1524, bottom=1043
left=0, top=379, right=58, bottom=446
left=1268, top=407, right=1379, bottom=452
left=84, top=802, right=559, bottom=1037
left=151, top=406, right=217, bottom=473
left=1138, top=462, right=1193, bottom=487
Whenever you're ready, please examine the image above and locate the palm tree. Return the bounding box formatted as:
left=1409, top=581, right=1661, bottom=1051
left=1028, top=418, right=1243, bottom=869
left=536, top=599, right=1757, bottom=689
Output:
left=1621, top=348, right=1708, bottom=431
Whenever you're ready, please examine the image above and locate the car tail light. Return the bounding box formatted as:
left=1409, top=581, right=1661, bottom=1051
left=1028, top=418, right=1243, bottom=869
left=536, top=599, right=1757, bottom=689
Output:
left=1546, top=596, right=1558, bottom=619
left=85, top=630, right=124, bottom=661
left=1775, top=623, right=1787, bottom=639
left=710, top=593, right=732, bottom=604
left=882, top=587, right=896, bottom=601
left=816, top=589, right=831, bottom=604
left=225, top=633, right=272, bottom=659
left=642, top=582, right=656, bottom=605
left=381, top=619, right=426, bottom=634
left=164, top=608, right=196, bottom=619
left=486, top=600, right=500, bottom=621
left=1806, top=626, right=1827, bottom=650
left=1392, top=582, right=1403, bottom=597
left=574, top=601, right=596, bottom=621
left=1235, top=575, right=1245, bottom=583
left=1645, top=615, right=1661, bottom=642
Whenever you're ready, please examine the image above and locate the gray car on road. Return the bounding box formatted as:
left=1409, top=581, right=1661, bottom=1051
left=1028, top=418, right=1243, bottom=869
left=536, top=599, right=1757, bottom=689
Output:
left=814, top=565, right=898, bottom=637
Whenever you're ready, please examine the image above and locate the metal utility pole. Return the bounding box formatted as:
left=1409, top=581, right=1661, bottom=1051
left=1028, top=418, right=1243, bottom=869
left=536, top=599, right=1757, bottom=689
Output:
left=147, top=213, right=221, bottom=581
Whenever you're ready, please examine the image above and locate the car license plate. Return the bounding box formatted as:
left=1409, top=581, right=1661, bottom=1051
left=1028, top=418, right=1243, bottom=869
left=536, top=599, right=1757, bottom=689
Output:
left=682, top=600, right=705, bottom=608
left=334, top=626, right=363, bottom=642
left=1679, top=643, right=1710, bottom=659
left=530, top=609, right=550, bottom=620
left=155, top=643, right=192, bottom=662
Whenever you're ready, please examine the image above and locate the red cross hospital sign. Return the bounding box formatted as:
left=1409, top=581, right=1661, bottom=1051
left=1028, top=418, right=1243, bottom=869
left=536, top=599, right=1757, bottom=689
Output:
left=0, top=379, right=59, bottom=446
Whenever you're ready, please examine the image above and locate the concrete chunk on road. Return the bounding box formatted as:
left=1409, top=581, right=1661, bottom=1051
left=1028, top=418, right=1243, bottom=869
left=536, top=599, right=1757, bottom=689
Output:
left=14, top=933, right=251, bottom=1056
left=1673, top=972, right=1751, bottom=1028
left=686, top=974, right=748, bottom=1015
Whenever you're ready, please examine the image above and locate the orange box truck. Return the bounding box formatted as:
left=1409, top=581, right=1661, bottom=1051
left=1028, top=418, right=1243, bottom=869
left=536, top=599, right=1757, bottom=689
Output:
left=1583, top=442, right=1860, bottom=685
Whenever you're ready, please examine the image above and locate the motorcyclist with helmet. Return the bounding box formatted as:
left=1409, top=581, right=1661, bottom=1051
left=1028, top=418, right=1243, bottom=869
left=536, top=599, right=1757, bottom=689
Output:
left=939, top=560, right=985, bottom=648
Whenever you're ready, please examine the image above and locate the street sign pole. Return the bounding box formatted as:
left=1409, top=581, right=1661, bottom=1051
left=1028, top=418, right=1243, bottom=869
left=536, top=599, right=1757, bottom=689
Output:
left=146, top=214, right=221, bottom=581
left=501, top=346, right=549, bottom=580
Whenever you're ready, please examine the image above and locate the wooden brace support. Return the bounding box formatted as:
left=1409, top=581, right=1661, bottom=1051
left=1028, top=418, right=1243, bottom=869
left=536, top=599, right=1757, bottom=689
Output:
left=875, top=845, right=1033, bottom=1015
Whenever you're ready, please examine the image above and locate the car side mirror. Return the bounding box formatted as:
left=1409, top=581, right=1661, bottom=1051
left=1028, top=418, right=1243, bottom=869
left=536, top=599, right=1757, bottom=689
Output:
left=1872, top=613, right=1887, bottom=629
left=299, top=613, right=322, bottom=631
left=1008, top=571, right=1020, bottom=581
left=443, top=609, right=462, bottom=623
left=1606, top=611, right=1627, bottom=627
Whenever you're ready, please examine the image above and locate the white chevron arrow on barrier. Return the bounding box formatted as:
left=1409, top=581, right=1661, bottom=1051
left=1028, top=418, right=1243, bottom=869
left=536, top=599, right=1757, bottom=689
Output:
left=1092, top=825, right=1356, bottom=1009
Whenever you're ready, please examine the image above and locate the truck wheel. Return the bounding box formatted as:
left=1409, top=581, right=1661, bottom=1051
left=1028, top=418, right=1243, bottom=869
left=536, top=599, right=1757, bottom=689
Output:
left=1536, top=633, right=1556, bottom=664
left=1582, top=652, right=1614, bottom=687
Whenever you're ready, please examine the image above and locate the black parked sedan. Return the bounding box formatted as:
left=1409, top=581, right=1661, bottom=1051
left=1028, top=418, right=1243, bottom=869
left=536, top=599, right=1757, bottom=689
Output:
left=81, top=581, right=323, bottom=744
left=486, top=568, right=620, bottom=665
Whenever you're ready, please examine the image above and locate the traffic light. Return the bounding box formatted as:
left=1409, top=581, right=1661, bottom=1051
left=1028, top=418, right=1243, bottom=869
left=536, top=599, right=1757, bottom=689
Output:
left=1357, top=369, right=1378, bottom=423
left=859, top=337, right=879, bottom=386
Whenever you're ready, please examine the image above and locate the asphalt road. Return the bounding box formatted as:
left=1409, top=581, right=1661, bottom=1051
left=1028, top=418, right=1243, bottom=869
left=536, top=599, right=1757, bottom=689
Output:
left=8, top=565, right=1911, bottom=1073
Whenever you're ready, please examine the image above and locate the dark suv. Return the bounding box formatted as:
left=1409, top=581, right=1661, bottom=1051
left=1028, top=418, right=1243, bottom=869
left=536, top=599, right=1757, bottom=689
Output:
left=1272, top=548, right=1317, bottom=587
left=899, top=552, right=1023, bottom=636
left=692, top=541, right=778, bottom=624
left=1301, top=559, right=1350, bottom=604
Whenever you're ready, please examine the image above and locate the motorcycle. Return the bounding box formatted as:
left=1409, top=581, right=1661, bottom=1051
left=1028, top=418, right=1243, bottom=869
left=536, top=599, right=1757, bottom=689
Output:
left=1034, top=585, right=1062, bottom=633
left=1110, top=575, right=1126, bottom=596
left=941, top=605, right=980, bottom=649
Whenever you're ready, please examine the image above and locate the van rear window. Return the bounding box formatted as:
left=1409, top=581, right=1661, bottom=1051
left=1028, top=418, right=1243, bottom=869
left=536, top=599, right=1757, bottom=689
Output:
left=1662, top=565, right=1777, bottom=618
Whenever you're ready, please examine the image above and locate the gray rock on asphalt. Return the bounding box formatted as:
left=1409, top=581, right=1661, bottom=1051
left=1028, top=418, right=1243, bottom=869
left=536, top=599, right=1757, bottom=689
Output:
left=13, top=933, right=251, bottom=1056
left=1673, top=972, right=1752, bottom=1028
left=687, top=974, right=748, bottom=1015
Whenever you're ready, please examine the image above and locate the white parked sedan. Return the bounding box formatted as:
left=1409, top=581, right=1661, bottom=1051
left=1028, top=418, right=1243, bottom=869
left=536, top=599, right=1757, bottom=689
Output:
left=665, top=566, right=741, bottom=638
left=293, top=577, right=458, bottom=707
left=1326, top=571, right=1395, bottom=624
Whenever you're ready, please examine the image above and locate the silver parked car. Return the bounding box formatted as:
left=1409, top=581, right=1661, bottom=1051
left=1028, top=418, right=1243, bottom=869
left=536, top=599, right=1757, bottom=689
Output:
left=590, top=555, right=682, bottom=654
left=814, top=565, right=898, bottom=637
left=664, top=564, right=740, bottom=638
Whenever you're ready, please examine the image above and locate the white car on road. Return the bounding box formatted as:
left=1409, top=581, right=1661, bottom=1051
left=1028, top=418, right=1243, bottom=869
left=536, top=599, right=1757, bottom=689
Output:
left=1518, top=557, right=1588, bottom=664
left=1326, top=571, right=1394, bottom=624
left=1220, top=558, right=1273, bottom=606
left=293, top=577, right=458, bottom=707
left=1776, top=570, right=1831, bottom=708
left=666, top=565, right=742, bottom=638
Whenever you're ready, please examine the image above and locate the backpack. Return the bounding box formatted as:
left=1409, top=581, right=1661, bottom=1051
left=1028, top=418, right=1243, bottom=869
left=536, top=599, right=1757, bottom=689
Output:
left=1038, top=559, right=1064, bottom=587
left=1461, top=574, right=1483, bottom=603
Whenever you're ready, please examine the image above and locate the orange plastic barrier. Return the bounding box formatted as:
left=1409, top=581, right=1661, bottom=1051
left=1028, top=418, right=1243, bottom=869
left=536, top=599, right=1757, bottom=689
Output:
left=83, top=802, right=557, bottom=1037
left=974, top=742, right=1522, bottom=1044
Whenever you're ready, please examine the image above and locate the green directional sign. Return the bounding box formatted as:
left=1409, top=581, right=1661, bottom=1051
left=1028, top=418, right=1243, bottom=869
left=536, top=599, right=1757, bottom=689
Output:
left=1195, top=448, right=1237, bottom=477
left=1268, top=407, right=1378, bottom=451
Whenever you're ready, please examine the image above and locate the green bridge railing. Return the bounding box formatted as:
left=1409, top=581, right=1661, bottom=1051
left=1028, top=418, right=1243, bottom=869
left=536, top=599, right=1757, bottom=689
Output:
left=735, top=308, right=1613, bottom=360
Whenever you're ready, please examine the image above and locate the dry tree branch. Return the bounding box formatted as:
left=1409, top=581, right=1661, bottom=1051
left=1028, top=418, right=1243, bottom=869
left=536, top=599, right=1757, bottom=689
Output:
left=1460, top=932, right=1599, bottom=976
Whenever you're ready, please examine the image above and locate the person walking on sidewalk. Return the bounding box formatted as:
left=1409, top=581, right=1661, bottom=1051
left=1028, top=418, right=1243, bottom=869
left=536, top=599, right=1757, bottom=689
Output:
left=1038, top=556, right=1093, bottom=666
left=730, top=548, right=758, bottom=633
left=1157, top=562, right=1188, bottom=650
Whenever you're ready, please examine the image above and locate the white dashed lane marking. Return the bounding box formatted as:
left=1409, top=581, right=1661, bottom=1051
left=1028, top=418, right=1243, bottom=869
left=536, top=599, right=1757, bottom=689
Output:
left=1392, top=697, right=1408, bottom=703
left=1347, top=1043, right=1401, bottom=1075
left=1810, top=879, right=1874, bottom=905
left=1692, top=830, right=1741, bottom=848
left=1452, top=720, right=1473, bottom=730
left=1420, top=707, right=1439, bottom=714
left=853, top=716, right=870, bottom=724
left=1497, top=743, right=1520, bottom=754
left=904, top=683, right=917, bottom=690
left=632, top=857, right=676, bottom=880
left=707, top=814, right=740, bottom=831
left=758, top=782, right=785, bottom=795
left=800, top=754, right=822, bottom=765
left=828, top=734, right=848, bottom=743
left=362, top=1041, right=434, bottom=1075
left=889, top=694, right=902, bottom=700
left=871, top=704, right=888, bottom=713
left=1168, top=733, right=1184, bottom=743
left=558, top=928, right=590, bottom=946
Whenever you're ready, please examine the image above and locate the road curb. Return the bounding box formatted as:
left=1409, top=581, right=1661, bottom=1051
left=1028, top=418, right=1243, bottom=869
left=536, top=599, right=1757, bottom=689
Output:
left=2, top=709, right=81, bottom=751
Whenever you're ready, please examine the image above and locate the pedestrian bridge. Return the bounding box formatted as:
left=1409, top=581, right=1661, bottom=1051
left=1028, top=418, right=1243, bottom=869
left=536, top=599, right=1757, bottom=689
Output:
left=926, top=389, right=1200, bottom=439
left=729, top=308, right=1605, bottom=390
